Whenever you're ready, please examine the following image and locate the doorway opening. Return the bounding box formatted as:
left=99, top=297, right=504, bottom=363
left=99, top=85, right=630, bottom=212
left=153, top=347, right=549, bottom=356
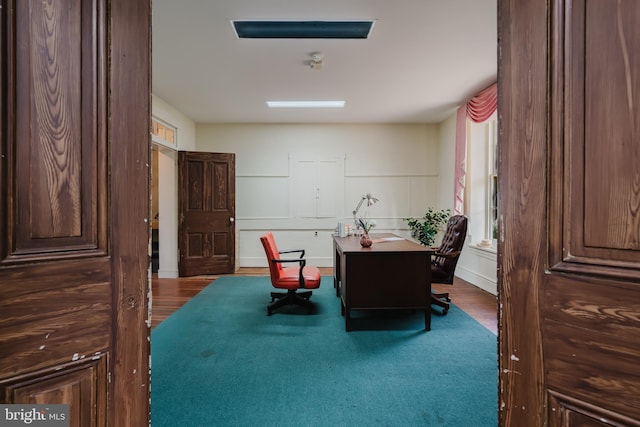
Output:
left=151, top=116, right=179, bottom=278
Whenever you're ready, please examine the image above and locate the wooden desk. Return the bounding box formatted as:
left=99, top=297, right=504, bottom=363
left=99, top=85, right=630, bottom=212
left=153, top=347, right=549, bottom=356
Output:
left=332, top=233, right=433, bottom=331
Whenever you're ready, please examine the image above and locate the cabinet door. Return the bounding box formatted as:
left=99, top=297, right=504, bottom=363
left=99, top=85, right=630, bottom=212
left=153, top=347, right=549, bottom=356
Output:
left=317, top=160, right=343, bottom=217
left=290, top=155, right=344, bottom=218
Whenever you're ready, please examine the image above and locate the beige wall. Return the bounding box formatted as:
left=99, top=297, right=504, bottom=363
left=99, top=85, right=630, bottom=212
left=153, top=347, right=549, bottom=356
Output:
left=197, top=123, right=441, bottom=267
left=152, top=94, right=196, bottom=151
left=438, top=113, right=456, bottom=210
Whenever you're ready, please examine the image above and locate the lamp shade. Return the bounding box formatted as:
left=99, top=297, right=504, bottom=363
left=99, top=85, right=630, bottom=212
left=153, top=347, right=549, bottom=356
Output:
left=353, top=193, right=379, bottom=218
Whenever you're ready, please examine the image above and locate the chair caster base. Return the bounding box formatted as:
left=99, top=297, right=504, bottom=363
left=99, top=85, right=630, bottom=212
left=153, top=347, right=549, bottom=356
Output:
left=267, top=289, right=314, bottom=315
left=431, top=292, right=450, bottom=316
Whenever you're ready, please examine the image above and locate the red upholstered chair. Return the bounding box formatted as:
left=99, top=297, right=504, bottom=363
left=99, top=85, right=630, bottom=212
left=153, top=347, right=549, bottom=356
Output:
left=431, top=215, right=468, bottom=315
left=260, top=232, right=321, bottom=315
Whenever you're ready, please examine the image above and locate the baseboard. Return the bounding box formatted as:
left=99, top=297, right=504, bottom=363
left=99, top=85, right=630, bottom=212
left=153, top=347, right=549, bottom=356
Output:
left=455, top=266, right=497, bottom=295
left=157, top=269, right=179, bottom=278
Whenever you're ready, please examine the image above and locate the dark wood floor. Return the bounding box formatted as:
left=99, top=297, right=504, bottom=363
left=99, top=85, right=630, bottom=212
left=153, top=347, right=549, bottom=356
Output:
left=151, top=268, right=498, bottom=334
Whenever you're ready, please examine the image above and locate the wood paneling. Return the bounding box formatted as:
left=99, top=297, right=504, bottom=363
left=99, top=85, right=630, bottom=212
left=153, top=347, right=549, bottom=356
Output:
left=108, top=0, right=151, bottom=424
left=544, top=275, right=640, bottom=336
left=582, top=0, right=640, bottom=253
left=498, top=0, right=548, bottom=423
left=545, top=321, right=640, bottom=419
left=546, top=2, right=640, bottom=421
left=187, top=160, right=204, bottom=210
left=0, top=259, right=112, bottom=376
left=213, top=161, right=230, bottom=210
left=548, top=391, right=638, bottom=427
left=543, top=277, right=640, bottom=421
left=550, top=0, right=640, bottom=280
left=501, top=0, right=640, bottom=425
left=2, top=358, right=108, bottom=427
left=6, top=0, right=107, bottom=263
left=1, top=0, right=151, bottom=425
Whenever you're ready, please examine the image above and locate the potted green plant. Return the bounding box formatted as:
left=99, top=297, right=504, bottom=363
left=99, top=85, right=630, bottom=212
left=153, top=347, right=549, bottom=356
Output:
left=404, top=208, right=452, bottom=246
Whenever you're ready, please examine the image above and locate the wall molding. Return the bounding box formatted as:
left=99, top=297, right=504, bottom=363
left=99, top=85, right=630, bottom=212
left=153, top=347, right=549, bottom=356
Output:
left=157, top=269, right=179, bottom=279
left=455, top=265, right=497, bottom=295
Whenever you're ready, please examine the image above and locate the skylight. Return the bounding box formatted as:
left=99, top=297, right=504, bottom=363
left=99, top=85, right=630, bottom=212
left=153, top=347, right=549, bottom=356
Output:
left=233, top=21, right=374, bottom=39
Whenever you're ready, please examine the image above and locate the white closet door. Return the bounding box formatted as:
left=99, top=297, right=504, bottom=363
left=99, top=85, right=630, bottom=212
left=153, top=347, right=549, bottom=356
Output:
left=290, top=155, right=344, bottom=219
left=291, top=159, right=317, bottom=218
left=317, top=160, right=340, bottom=217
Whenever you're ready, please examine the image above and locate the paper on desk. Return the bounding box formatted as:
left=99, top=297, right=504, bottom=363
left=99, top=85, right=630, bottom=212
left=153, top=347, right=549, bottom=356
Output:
left=373, top=237, right=405, bottom=243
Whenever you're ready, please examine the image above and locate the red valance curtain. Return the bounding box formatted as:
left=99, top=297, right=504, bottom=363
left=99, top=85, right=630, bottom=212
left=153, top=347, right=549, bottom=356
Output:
left=467, top=83, right=497, bottom=123
left=454, top=83, right=497, bottom=215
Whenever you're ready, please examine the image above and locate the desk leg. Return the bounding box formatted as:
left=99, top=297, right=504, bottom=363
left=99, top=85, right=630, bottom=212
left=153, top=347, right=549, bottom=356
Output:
left=425, top=309, right=431, bottom=331
left=341, top=299, right=351, bottom=331
left=333, top=248, right=341, bottom=297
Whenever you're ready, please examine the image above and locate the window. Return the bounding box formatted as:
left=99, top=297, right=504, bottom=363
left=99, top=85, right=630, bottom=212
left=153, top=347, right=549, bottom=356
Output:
left=466, top=113, right=498, bottom=249
left=487, top=118, right=498, bottom=244
left=151, top=117, right=177, bottom=148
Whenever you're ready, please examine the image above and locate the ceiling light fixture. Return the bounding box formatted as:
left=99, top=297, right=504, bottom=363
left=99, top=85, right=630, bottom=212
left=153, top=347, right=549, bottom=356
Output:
left=266, top=101, right=345, bottom=108
left=309, top=52, right=323, bottom=70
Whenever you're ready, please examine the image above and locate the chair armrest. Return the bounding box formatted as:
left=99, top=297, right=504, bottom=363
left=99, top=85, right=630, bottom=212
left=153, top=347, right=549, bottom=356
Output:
left=272, top=258, right=308, bottom=287
left=279, top=249, right=305, bottom=258
left=272, top=258, right=306, bottom=265
left=433, top=250, right=461, bottom=258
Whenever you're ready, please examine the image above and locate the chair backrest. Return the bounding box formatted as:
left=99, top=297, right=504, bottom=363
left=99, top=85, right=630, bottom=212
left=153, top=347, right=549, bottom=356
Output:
left=260, top=232, right=283, bottom=281
left=432, top=215, right=468, bottom=284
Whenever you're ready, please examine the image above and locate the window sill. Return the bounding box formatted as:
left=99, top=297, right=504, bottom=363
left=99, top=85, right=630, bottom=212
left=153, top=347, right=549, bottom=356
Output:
left=470, top=241, right=497, bottom=255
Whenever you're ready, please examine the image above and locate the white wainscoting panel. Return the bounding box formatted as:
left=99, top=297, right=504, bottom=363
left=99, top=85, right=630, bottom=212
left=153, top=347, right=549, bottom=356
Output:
left=237, top=176, right=289, bottom=219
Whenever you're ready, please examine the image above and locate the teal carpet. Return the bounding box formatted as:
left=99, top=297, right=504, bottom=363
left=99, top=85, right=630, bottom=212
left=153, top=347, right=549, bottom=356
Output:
left=151, top=276, right=497, bottom=426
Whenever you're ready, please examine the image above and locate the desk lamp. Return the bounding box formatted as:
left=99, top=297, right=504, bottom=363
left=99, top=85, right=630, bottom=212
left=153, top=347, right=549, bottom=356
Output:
left=352, top=193, right=379, bottom=229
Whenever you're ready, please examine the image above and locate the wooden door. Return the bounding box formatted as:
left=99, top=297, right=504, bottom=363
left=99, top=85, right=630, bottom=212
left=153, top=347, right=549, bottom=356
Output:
left=499, top=0, right=640, bottom=425
left=0, top=0, right=150, bottom=426
left=178, top=151, right=236, bottom=276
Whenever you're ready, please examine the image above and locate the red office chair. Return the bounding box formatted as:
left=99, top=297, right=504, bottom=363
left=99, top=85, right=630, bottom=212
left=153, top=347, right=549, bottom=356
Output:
left=260, top=232, right=321, bottom=315
left=431, top=215, right=468, bottom=315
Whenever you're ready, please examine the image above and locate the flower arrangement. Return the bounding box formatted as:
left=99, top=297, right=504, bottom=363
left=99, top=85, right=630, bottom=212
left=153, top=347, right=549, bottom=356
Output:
left=357, top=217, right=376, bottom=234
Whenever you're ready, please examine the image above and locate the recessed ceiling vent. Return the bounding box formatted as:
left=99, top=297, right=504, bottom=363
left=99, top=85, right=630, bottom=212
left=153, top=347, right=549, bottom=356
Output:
left=232, top=20, right=374, bottom=39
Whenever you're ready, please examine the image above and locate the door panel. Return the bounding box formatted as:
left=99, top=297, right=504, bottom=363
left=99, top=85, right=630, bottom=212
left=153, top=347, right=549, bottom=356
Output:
left=0, top=259, right=111, bottom=376
left=0, top=0, right=150, bottom=425
left=547, top=4, right=640, bottom=420
left=12, top=0, right=105, bottom=257
left=3, top=358, right=108, bottom=427
left=554, top=0, right=640, bottom=273
left=6, top=0, right=106, bottom=261
left=499, top=0, right=640, bottom=425
left=178, top=151, right=235, bottom=276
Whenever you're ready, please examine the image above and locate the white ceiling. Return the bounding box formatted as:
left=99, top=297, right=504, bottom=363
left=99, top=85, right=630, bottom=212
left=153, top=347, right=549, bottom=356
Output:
left=152, top=0, right=497, bottom=124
